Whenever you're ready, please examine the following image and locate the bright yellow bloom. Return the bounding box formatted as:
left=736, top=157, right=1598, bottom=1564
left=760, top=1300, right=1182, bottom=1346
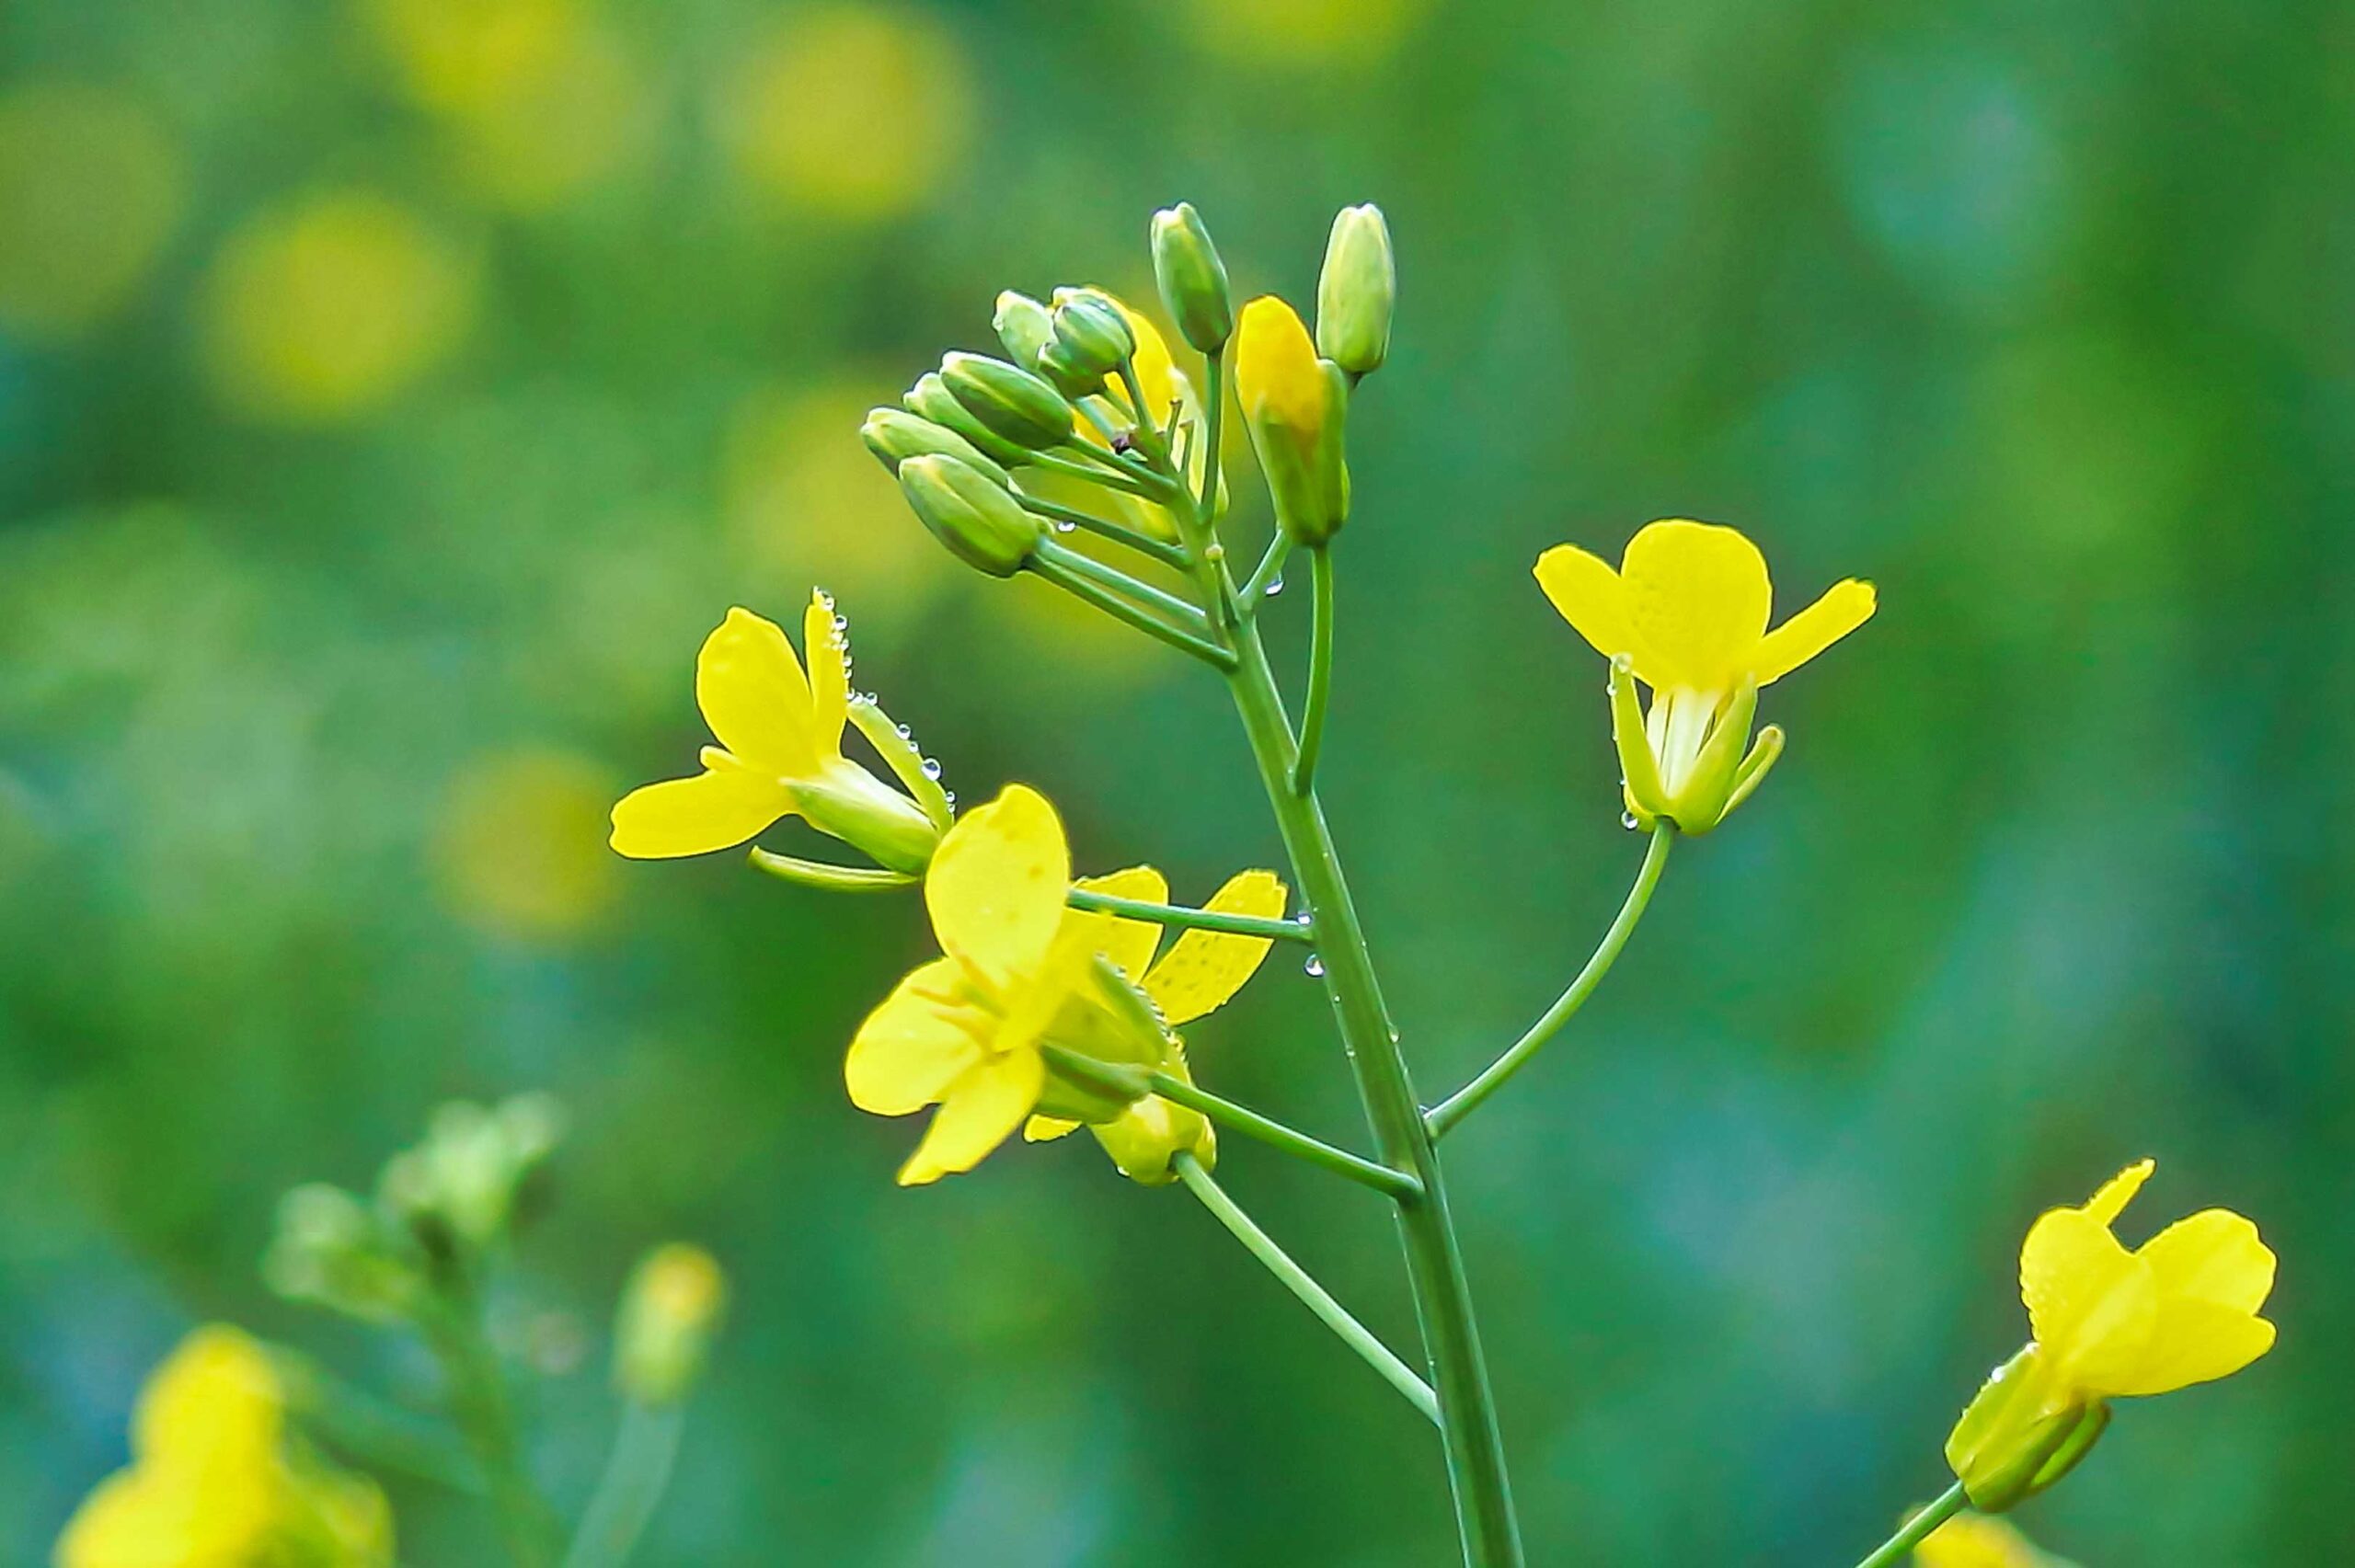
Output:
left=842, top=785, right=1167, bottom=1185
left=1024, top=864, right=1289, bottom=1184
left=1945, top=1160, right=2276, bottom=1508
left=610, top=598, right=942, bottom=873
left=1914, top=1512, right=2072, bottom=1568
left=56, top=1326, right=394, bottom=1568
left=1534, top=519, right=1875, bottom=833
left=1235, top=295, right=1326, bottom=430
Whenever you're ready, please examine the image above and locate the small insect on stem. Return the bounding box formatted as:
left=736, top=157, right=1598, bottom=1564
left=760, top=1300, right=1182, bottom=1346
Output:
left=1111, top=431, right=1138, bottom=455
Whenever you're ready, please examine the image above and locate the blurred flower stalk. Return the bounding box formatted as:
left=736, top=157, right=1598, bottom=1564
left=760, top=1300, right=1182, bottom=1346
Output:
left=591, top=198, right=2278, bottom=1568
left=58, top=1096, right=728, bottom=1568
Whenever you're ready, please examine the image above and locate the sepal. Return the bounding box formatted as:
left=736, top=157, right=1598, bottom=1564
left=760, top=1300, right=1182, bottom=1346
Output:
left=1945, top=1346, right=2112, bottom=1513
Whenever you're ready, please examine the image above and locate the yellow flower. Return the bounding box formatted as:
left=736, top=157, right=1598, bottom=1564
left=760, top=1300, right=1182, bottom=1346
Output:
left=843, top=785, right=1168, bottom=1185
left=1235, top=294, right=1326, bottom=432
left=1234, top=295, right=1348, bottom=544
left=1024, top=864, right=1289, bottom=1184
left=1914, top=1512, right=2071, bottom=1568
left=1945, top=1160, right=2277, bottom=1509
left=1534, top=519, right=1875, bottom=833
left=56, top=1326, right=394, bottom=1568
left=610, top=597, right=943, bottom=873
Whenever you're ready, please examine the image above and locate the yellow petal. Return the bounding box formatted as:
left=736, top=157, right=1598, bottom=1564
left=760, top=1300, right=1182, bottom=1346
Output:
left=1143, top=869, right=1288, bottom=1026
left=844, top=958, right=979, bottom=1116
left=1533, top=544, right=1657, bottom=678
left=1751, top=578, right=1877, bottom=686
left=1024, top=1114, right=1080, bottom=1141
left=695, top=607, right=820, bottom=776
left=2019, top=1207, right=2158, bottom=1392
left=1233, top=295, right=1323, bottom=429
left=897, top=1047, right=1043, bottom=1185
left=133, top=1325, right=282, bottom=1466
left=925, top=784, right=1071, bottom=987
left=801, top=590, right=850, bottom=756
left=1074, top=864, right=1166, bottom=983
left=2085, top=1158, right=2154, bottom=1227
left=2098, top=1298, right=2276, bottom=1398
left=2139, top=1207, right=2276, bottom=1313
left=1617, top=520, right=1772, bottom=692
left=609, top=767, right=792, bottom=858
left=1913, top=1513, right=2047, bottom=1568
left=1106, top=291, right=1177, bottom=417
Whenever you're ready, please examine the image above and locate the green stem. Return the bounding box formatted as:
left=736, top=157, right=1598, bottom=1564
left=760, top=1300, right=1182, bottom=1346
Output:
left=1066, top=885, right=1313, bottom=944
left=1221, top=610, right=1526, bottom=1566
left=1850, top=1482, right=1968, bottom=1568
left=420, top=1292, right=562, bottom=1568
left=1028, top=446, right=1166, bottom=501
left=1292, top=545, right=1335, bottom=795
left=561, top=1402, right=687, bottom=1568
left=1242, top=532, right=1296, bottom=611
left=1037, top=1044, right=1419, bottom=1200
left=1424, top=825, right=1674, bottom=1139
left=747, top=848, right=916, bottom=893
left=1014, top=491, right=1191, bottom=570
left=1038, top=538, right=1211, bottom=630
left=272, top=1350, right=484, bottom=1494
left=1026, top=549, right=1236, bottom=670
left=1174, top=1152, right=1439, bottom=1425
left=1198, top=352, right=1226, bottom=519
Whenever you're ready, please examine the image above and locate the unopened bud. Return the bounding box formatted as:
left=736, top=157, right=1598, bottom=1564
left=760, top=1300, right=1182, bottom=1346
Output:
left=1234, top=296, right=1349, bottom=545
left=904, top=372, right=1031, bottom=468
left=939, top=351, right=1074, bottom=450
left=1315, top=203, right=1395, bottom=376
left=898, top=453, right=1043, bottom=578
left=860, top=407, right=1012, bottom=488
left=1151, top=202, right=1233, bottom=354
left=615, top=1243, right=727, bottom=1405
left=993, top=290, right=1054, bottom=368
left=263, top=1184, right=420, bottom=1322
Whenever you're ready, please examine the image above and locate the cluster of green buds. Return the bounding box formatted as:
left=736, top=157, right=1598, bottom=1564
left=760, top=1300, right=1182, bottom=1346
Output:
left=266, top=1093, right=563, bottom=1316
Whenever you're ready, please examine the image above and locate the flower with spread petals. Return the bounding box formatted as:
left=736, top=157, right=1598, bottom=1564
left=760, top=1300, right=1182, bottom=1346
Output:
left=843, top=785, right=1170, bottom=1185
left=1914, top=1513, right=2074, bottom=1568
left=1945, top=1159, right=2277, bottom=1510
left=1534, top=519, right=1875, bottom=833
left=56, top=1325, right=394, bottom=1568
left=610, top=596, right=945, bottom=874
left=1024, top=865, right=1289, bottom=1184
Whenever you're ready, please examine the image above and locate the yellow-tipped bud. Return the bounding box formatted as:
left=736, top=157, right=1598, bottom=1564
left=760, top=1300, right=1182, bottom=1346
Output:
left=615, top=1243, right=728, bottom=1406
left=859, top=406, right=1012, bottom=488
left=1151, top=201, right=1233, bottom=353
left=897, top=452, right=1043, bottom=578
left=1315, top=203, right=1395, bottom=376
left=1235, top=296, right=1349, bottom=545
left=939, top=350, right=1075, bottom=450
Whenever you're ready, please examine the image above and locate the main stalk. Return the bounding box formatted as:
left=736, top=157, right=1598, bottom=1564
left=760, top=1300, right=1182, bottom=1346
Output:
left=1222, top=610, right=1525, bottom=1567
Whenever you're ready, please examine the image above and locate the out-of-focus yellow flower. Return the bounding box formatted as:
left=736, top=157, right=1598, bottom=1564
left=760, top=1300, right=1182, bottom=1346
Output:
left=611, top=598, right=940, bottom=872
left=1945, top=1160, right=2277, bottom=1509
left=844, top=785, right=1169, bottom=1185
left=1182, top=0, right=1427, bottom=69
left=199, top=189, right=475, bottom=425
left=615, top=1242, right=729, bottom=1404
left=1914, top=1512, right=2071, bottom=1568
left=433, top=745, right=619, bottom=943
left=0, top=82, right=184, bottom=337
left=362, top=0, right=649, bottom=211
left=55, top=1326, right=394, bottom=1568
left=721, top=6, right=972, bottom=223
left=1025, top=865, right=1287, bottom=1184
left=1535, top=520, right=1875, bottom=833
left=726, top=382, right=951, bottom=629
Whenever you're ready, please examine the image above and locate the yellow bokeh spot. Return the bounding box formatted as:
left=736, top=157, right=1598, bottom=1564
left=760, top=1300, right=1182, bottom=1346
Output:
left=721, top=6, right=973, bottom=222
left=0, top=82, right=184, bottom=337
left=1182, top=0, right=1427, bottom=67
left=433, top=746, right=620, bottom=943
left=200, top=189, right=477, bottom=424
left=722, top=381, right=950, bottom=632
left=362, top=0, right=649, bottom=211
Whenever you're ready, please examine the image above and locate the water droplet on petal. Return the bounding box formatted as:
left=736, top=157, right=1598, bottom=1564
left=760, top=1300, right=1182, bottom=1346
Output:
left=920, top=758, right=944, bottom=781
left=1264, top=574, right=1284, bottom=596
left=1303, top=954, right=1325, bottom=978
left=941, top=789, right=956, bottom=806
left=895, top=723, right=912, bottom=739
left=833, top=614, right=848, bottom=633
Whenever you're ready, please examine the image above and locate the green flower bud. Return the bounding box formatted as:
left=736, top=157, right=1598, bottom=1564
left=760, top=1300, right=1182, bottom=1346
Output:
left=859, top=406, right=1012, bottom=488
left=1945, top=1346, right=2113, bottom=1513
left=1316, top=203, right=1395, bottom=376
left=615, top=1243, right=727, bottom=1406
left=1049, top=289, right=1133, bottom=376
left=939, top=350, right=1074, bottom=450
left=1151, top=201, right=1233, bottom=354
left=262, top=1183, right=420, bottom=1322
left=898, top=452, right=1043, bottom=578
left=375, top=1093, right=564, bottom=1257
left=993, top=290, right=1054, bottom=368
left=904, top=372, right=1031, bottom=468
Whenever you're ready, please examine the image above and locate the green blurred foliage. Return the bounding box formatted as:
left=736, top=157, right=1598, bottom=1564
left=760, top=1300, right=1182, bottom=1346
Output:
left=2, top=0, right=2349, bottom=1562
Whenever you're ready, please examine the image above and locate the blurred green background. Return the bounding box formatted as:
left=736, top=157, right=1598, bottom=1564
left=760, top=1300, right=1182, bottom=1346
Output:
left=2, top=0, right=2346, bottom=1562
